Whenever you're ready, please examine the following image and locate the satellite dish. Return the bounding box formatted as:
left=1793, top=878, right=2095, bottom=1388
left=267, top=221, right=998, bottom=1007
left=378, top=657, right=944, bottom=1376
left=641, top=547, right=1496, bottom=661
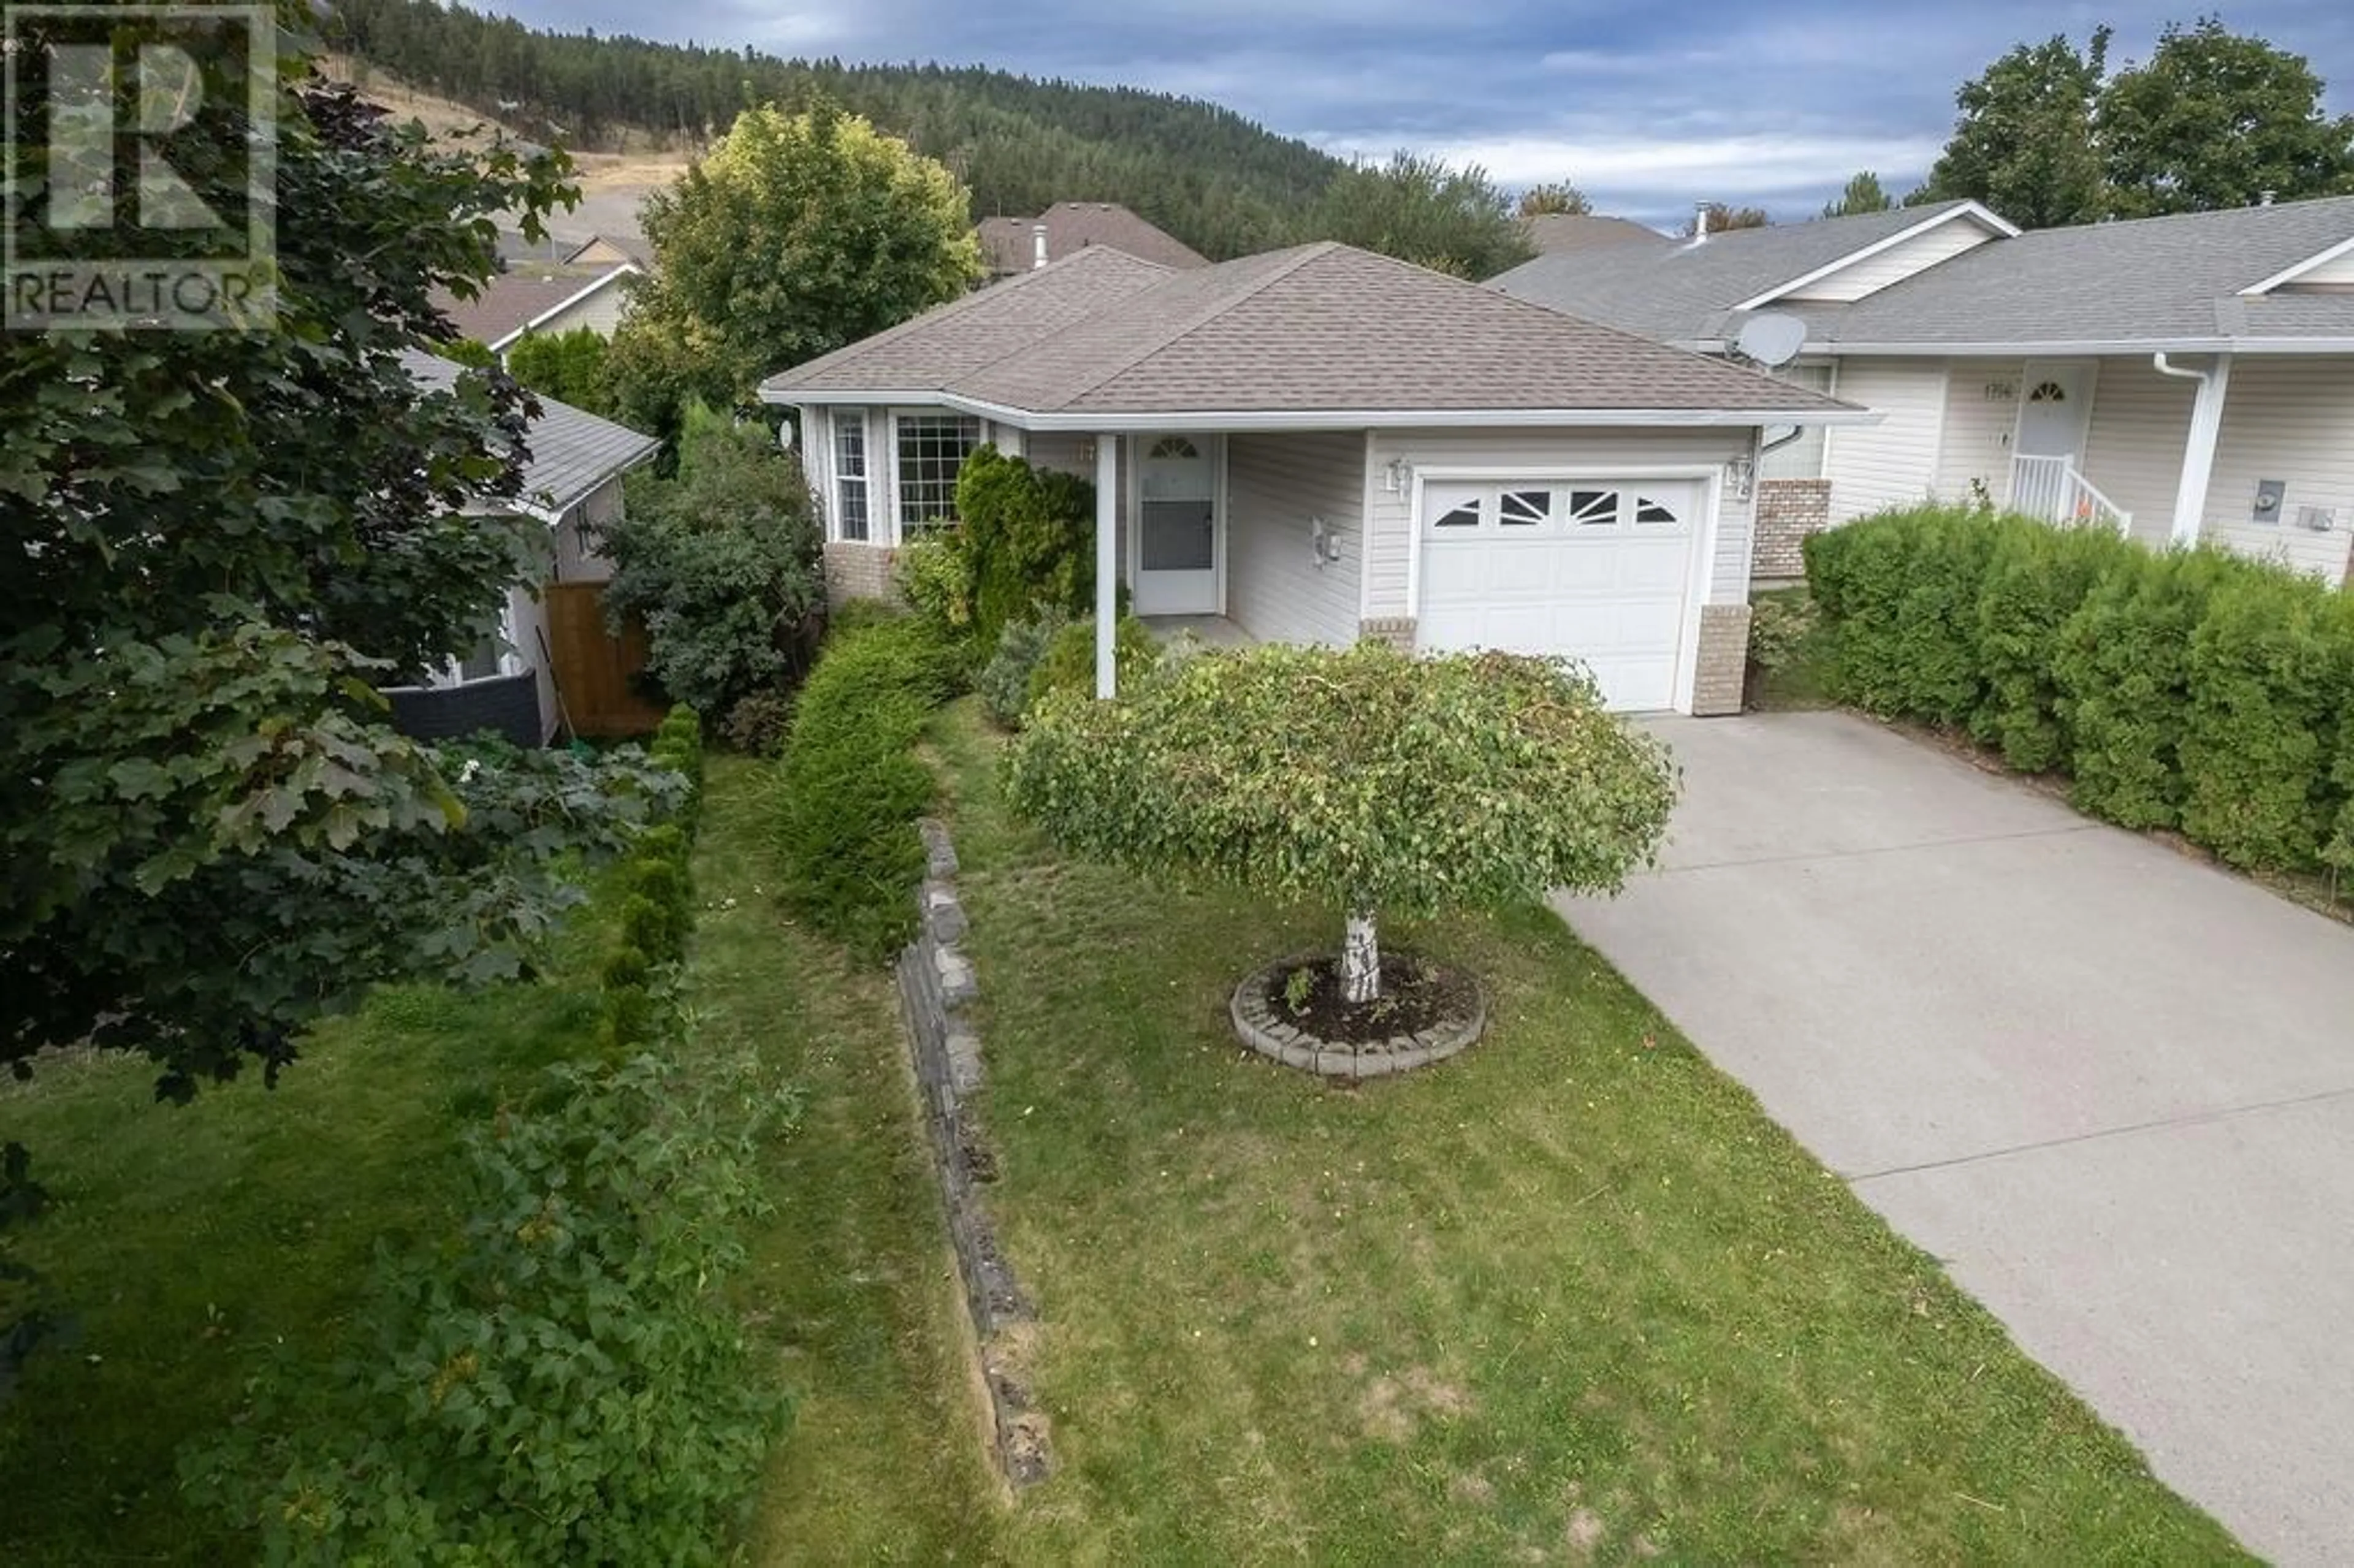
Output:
left=775, top=419, right=796, bottom=453
left=1735, top=311, right=1808, bottom=368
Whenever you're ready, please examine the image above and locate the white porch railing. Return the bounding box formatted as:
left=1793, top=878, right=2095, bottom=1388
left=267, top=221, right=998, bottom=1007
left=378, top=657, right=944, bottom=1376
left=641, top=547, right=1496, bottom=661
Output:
left=2007, top=452, right=2133, bottom=535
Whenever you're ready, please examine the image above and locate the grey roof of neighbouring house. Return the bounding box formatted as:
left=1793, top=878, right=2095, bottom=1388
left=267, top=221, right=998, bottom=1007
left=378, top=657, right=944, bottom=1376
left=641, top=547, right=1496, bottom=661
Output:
left=977, top=202, right=1209, bottom=275
left=403, top=351, right=663, bottom=517
left=1490, top=201, right=1986, bottom=343
left=1522, top=213, right=1672, bottom=256
left=1492, top=195, right=2354, bottom=352
left=763, top=241, right=1859, bottom=420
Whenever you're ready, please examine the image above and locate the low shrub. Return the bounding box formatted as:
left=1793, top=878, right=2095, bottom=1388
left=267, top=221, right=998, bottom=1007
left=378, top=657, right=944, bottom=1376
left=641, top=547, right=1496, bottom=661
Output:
left=977, top=606, right=1070, bottom=728
left=720, top=690, right=794, bottom=755
left=183, top=1052, right=789, bottom=1566
left=770, top=618, right=962, bottom=958
left=1808, top=508, right=2354, bottom=875
left=1029, top=615, right=1160, bottom=711
left=1745, top=592, right=1818, bottom=675
left=896, top=532, right=976, bottom=646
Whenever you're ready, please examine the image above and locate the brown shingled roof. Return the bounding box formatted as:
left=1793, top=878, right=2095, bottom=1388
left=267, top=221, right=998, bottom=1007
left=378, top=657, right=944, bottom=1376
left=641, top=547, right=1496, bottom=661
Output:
left=1521, top=213, right=1672, bottom=257
left=764, top=242, right=1856, bottom=421
left=977, top=202, right=1209, bottom=276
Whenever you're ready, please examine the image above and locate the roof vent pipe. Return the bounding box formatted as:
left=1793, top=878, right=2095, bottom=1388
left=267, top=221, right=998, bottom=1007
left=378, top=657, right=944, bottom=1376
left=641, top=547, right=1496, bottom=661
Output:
left=1032, top=223, right=1049, bottom=270
left=1693, top=201, right=1712, bottom=243
left=2260, top=189, right=2277, bottom=207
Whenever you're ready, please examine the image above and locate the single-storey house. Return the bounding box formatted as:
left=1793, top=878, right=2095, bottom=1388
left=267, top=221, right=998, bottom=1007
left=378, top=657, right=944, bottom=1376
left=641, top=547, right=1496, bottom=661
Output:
left=759, top=242, right=1864, bottom=715
left=386, top=351, right=663, bottom=745
left=1491, top=195, right=2354, bottom=585
left=976, top=202, right=1209, bottom=280
left=436, top=260, right=642, bottom=356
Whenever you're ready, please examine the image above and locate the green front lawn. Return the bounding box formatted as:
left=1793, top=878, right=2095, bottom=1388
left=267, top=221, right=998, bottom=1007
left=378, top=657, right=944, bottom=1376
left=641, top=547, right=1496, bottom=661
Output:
left=930, top=699, right=2239, bottom=1562
left=1, top=715, right=2245, bottom=1563
left=0, top=951, right=603, bottom=1562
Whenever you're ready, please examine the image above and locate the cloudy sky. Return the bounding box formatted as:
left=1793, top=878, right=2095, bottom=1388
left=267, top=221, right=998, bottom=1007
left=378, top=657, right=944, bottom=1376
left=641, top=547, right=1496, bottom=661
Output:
left=487, top=2, right=2354, bottom=226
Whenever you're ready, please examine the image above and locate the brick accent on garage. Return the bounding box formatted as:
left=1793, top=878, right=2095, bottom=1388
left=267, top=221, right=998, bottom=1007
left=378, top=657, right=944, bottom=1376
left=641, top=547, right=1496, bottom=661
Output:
left=1751, top=478, right=1831, bottom=584
left=822, top=540, right=899, bottom=607
left=1692, top=604, right=1751, bottom=717
left=1357, top=615, right=1416, bottom=650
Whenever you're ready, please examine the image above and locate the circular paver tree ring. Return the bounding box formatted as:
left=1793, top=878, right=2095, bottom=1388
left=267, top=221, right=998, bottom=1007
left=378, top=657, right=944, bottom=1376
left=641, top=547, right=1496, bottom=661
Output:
left=1229, top=951, right=1487, bottom=1079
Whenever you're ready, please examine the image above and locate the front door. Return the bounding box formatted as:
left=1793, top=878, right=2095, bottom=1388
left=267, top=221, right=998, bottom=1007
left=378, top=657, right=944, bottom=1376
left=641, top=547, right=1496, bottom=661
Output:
left=2014, top=362, right=2095, bottom=460
left=1132, top=435, right=1219, bottom=615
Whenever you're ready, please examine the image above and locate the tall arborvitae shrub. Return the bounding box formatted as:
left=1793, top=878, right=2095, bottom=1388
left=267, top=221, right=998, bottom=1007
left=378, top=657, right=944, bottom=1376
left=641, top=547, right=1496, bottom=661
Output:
left=2049, top=549, right=2237, bottom=830
left=955, top=446, right=1097, bottom=650
left=2176, top=570, right=2348, bottom=870
left=1973, top=517, right=2136, bottom=772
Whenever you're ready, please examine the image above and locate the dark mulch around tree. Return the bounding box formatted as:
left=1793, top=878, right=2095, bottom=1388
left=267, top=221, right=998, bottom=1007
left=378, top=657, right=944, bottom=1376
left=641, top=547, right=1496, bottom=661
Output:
left=1257, top=951, right=1479, bottom=1046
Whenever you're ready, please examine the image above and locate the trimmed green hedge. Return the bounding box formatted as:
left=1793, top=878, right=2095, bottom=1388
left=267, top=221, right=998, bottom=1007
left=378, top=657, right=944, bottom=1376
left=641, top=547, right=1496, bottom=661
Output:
left=1805, top=507, right=2354, bottom=874
left=768, top=615, right=964, bottom=959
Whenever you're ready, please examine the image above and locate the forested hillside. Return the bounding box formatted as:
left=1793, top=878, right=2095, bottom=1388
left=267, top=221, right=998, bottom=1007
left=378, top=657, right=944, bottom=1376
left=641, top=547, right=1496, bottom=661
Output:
left=328, top=0, right=1345, bottom=258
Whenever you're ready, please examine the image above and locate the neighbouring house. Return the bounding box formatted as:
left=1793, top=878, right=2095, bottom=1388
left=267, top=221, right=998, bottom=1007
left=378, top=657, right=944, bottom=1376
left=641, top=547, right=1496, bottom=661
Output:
left=1523, top=213, right=1671, bottom=256
left=1491, top=195, right=2354, bottom=585
left=975, top=202, right=1209, bottom=279
left=435, top=261, right=642, bottom=356
left=384, top=351, right=664, bottom=746
left=759, top=242, right=1864, bottom=715
left=560, top=232, right=652, bottom=269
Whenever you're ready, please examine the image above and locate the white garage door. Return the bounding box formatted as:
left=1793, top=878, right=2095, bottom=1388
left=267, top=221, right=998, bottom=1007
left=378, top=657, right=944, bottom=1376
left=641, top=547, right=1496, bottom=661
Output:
left=1417, top=479, right=1702, bottom=712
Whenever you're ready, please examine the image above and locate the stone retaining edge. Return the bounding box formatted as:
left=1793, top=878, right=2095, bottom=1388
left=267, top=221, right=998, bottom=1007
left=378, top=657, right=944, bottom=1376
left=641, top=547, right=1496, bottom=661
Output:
left=893, top=816, right=1049, bottom=1486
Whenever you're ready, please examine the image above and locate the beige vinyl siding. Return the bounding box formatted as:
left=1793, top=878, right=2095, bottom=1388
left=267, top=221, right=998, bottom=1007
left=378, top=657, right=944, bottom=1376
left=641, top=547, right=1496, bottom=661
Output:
left=1363, top=426, right=1757, bottom=618
left=1025, top=433, right=1092, bottom=479
left=2284, top=248, right=2354, bottom=287
left=1783, top=219, right=2000, bottom=303
left=1759, top=362, right=1836, bottom=481
left=2205, top=356, right=2354, bottom=584
left=2078, top=357, right=2196, bottom=549
left=1823, top=359, right=1946, bottom=520
left=552, top=479, right=622, bottom=584
left=519, top=275, right=633, bottom=341
left=1224, top=432, right=1364, bottom=644
left=1935, top=360, right=2026, bottom=501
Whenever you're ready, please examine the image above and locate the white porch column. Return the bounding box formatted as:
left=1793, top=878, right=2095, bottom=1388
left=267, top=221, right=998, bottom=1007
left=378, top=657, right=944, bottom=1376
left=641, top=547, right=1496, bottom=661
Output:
left=1094, top=435, right=1119, bottom=699
left=2157, top=352, right=2232, bottom=547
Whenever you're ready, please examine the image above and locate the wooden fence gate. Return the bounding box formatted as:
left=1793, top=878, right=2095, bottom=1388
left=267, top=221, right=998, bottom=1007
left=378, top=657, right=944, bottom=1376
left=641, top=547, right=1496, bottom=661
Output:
left=542, top=581, right=665, bottom=739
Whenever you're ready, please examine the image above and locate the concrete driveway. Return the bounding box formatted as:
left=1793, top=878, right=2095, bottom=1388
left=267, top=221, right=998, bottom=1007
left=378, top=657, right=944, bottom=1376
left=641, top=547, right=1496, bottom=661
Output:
left=1554, top=711, right=2354, bottom=1565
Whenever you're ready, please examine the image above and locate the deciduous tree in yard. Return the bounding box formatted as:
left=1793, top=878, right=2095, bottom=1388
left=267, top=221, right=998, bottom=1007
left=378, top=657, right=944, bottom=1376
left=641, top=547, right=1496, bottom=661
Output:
left=1916, top=30, right=2111, bottom=227
left=1, top=19, right=639, bottom=1098
left=1004, top=642, right=1677, bottom=1003
left=1823, top=171, right=1897, bottom=217
left=608, top=101, right=980, bottom=437
left=1305, top=152, right=1534, bottom=278
left=2098, top=18, right=2354, bottom=216
left=1518, top=180, right=1593, bottom=217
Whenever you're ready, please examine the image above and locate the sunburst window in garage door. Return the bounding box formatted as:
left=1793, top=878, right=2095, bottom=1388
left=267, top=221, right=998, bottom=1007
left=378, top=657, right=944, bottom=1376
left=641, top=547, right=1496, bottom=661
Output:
left=1417, top=478, right=1705, bottom=713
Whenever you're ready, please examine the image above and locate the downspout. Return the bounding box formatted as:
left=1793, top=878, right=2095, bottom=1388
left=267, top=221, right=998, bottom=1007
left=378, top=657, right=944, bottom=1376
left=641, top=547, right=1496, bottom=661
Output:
left=2152, top=351, right=2232, bottom=547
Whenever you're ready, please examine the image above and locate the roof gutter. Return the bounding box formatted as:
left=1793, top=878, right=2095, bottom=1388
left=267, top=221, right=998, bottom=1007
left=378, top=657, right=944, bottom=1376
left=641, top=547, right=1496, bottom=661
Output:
left=1780, top=337, right=2354, bottom=357
left=756, top=386, right=1876, bottom=430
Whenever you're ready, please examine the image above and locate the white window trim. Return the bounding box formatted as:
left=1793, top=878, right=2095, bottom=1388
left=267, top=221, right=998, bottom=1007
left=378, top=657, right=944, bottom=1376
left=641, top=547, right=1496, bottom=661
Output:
left=885, top=407, right=985, bottom=545
left=830, top=406, right=875, bottom=545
